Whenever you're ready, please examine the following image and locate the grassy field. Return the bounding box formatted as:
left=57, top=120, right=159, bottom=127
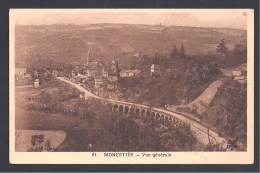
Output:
left=15, top=108, right=90, bottom=131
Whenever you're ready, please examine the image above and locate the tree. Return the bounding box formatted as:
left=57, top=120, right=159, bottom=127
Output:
left=216, top=39, right=228, bottom=54
left=234, top=43, right=245, bottom=54
left=115, top=117, right=139, bottom=149
left=179, top=45, right=186, bottom=58
left=170, top=45, right=179, bottom=59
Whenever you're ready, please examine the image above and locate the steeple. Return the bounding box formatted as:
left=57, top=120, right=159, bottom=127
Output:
left=87, top=47, right=91, bottom=66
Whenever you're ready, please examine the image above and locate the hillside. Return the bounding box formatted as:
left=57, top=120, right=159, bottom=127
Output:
left=15, top=24, right=246, bottom=65
left=202, top=79, right=247, bottom=150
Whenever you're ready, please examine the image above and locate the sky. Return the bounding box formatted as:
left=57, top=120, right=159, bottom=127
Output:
left=11, top=9, right=249, bottom=30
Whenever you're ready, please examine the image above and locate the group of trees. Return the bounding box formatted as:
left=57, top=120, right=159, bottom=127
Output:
left=27, top=134, right=53, bottom=152
left=26, top=88, right=80, bottom=112
left=98, top=109, right=204, bottom=151
left=168, top=39, right=245, bottom=60
left=170, top=45, right=186, bottom=59
left=216, top=39, right=246, bottom=55
left=216, top=39, right=229, bottom=54
left=121, top=37, right=246, bottom=107
left=169, top=39, right=245, bottom=58
left=119, top=55, right=219, bottom=107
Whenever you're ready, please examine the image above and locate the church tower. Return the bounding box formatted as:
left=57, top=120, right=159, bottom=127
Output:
left=86, top=47, right=92, bottom=66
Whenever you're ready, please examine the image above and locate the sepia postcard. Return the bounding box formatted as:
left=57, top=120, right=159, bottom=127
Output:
left=9, top=9, right=254, bottom=164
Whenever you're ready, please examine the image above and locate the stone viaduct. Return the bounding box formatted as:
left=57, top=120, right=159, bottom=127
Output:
left=57, top=77, right=228, bottom=147
left=110, top=100, right=184, bottom=128
left=106, top=99, right=228, bottom=148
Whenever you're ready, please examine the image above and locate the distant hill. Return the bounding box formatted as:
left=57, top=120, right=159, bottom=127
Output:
left=15, top=24, right=247, bottom=65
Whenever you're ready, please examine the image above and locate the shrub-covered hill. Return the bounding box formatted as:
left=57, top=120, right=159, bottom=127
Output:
left=202, top=79, right=247, bottom=150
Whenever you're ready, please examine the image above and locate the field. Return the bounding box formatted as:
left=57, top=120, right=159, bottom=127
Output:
left=15, top=24, right=246, bottom=66
left=16, top=87, right=93, bottom=152
left=15, top=84, right=89, bottom=151
left=15, top=108, right=94, bottom=151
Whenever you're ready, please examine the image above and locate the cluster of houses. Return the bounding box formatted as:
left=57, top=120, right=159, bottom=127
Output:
left=69, top=60, right=142, bottom=91
left=15, top=63, right=66, bottom=88
left=15, top=52, right=161, bottom=90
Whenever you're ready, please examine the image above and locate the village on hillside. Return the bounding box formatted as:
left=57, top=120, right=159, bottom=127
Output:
left=15, top=36, right=248, bottom=152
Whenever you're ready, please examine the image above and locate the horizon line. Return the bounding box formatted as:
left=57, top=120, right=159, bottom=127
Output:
left=15, top=23, right=247, bottom=31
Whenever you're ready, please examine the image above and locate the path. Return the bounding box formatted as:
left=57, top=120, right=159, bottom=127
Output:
left=167, top=80, right=224, bottom=119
